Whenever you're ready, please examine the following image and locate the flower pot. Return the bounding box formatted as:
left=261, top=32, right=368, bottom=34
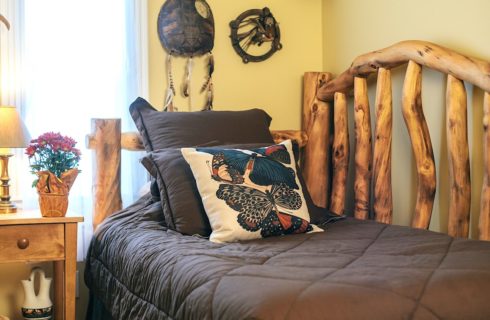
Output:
left=38, top=193, right=69, bottom=217
left=35, top=169, right=78, bottom=217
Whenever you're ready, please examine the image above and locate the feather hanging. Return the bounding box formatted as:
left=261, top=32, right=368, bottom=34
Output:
left=200, top=53, right=215, bottom=93
left=164, top=87, right=175, bottom=112
left=164, top=55, right=177, bottom=111
left=202, top=82, right=213, bottom=111
left=183, top=57, right=193, bottom=97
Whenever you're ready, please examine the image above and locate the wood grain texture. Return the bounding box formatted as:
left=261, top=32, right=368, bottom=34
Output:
left=373, top=68, right=393, bottom=224
left=480, top=92, right=490, bottom=240
left=54, top=261, right=64, bottom=320
left=90, top=119, right=122, bottom=230
left=0, top=224, right=64, bottom=262
left=318, top=40, right=490, bottom=101
left=353, top=77, right=372, bottom=220
left=121, top=132, right=145, bottom=151
left=0, top=211, right=82, bottom=225
left=330, top=92, right=349, bottom=215
left=271, top=130, right=308, bottom=148
left=402, top=61, right=436, bottom=229
left=302, top=72, right=333, bottom=207
left=446, top=75, right=471, bottom=238
left=64, top=222, right=77, bottom=320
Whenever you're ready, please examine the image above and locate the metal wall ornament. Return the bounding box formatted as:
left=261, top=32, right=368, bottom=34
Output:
left=157, top=0, right=215, bottom=111
left=230, top=7, right=282, bottom=63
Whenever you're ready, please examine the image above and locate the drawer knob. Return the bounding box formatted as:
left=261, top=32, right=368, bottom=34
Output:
left=17, top=238, right=29, bottom=249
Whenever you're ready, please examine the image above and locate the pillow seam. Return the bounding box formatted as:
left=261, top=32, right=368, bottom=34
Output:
left=135, top=106, right=154, bottom=151
left=149, top=156, right=177, bottom=229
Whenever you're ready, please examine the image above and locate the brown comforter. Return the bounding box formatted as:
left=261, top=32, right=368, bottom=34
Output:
left=85, top=194, right=490, bottom=320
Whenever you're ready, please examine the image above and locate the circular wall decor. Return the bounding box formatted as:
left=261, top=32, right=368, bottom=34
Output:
left=229, top=7, right=282, bottom=63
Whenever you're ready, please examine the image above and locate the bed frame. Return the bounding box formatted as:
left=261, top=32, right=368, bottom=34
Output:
left=87, top=40, right=490, bottom=241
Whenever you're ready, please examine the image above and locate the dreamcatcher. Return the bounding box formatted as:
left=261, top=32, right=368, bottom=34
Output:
left=157, top=0, right=215, bottom=111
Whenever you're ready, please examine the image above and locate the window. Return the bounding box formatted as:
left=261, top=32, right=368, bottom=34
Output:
left=1, top=0, right=149, bottom=259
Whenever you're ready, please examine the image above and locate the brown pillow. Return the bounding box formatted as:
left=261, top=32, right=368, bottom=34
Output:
left=129, top=97, right=275, bottom=152
left=141, top=143, right=337, bottom=237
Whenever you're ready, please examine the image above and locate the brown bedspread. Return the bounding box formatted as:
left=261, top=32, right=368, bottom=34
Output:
left=85, top=195, right=490, bottom=320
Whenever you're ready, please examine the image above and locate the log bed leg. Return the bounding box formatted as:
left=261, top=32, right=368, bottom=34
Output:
left=330, top=92, right=349, bottom=215
left=446, top=75, right=471, bottom=238
left=353, top=77, right=372, bottom=220
left=402, top=61, right=436, bottom=229
left=302, top=72, right=332, bottom=208
left=373, top=68, right=393, bottom=224
left=480, top=92, right=490, bottom=240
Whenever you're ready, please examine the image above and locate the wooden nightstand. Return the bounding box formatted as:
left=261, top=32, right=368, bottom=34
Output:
left=0, top=211, right=83, bottom=320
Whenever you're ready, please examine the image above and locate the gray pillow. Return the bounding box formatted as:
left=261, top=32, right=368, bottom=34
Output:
left=129, top=97, right=275, bottom=152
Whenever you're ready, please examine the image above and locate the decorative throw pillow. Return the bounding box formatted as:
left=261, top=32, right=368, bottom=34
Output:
left=129, top=97, right=275, bottom=152
left=141, top=148, right=212, bottom=236
left=181, top=140, right=321, bottom=243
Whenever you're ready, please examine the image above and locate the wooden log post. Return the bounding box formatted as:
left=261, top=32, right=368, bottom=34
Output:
left=353, top=77, right=372, bottom=220
left=373, top=68, right=393, bottom=224
left=330, top=92, right=349, bottom=215
left=446, top=75, right=471, bottom=238
left=480, top=92, right=490, bottom=240
left=302, top=72, right=333, bottom=208
left=402, top=61, right=436, bottom=229
left=88, top=119, right=122, bottom=230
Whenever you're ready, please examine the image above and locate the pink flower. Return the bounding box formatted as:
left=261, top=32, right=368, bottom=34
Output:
left=25, top=145, right=37, bottom=157
left=25, top=132, right=81, bottom=179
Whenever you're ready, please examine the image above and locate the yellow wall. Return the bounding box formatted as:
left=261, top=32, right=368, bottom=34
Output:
left=2, top=2, right=490, bottom=319
left=148, top=0, right=324, bottom=130
left=322, top=0, right=490, bottom=237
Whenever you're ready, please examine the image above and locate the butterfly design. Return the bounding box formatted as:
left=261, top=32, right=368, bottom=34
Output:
left=254, top=144, right=291, bottom=164
left=198, top=146, right=298, bottom=189
left=207, top=152, right=244, bottom=184
left=216, top=183, right=311, bottom=237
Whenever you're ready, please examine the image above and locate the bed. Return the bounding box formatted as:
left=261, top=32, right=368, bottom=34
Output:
left=85, top=40, right=490, bottom=319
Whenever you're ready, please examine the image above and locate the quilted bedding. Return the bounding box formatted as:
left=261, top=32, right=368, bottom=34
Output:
left=85, top=194, right=490, bottom=320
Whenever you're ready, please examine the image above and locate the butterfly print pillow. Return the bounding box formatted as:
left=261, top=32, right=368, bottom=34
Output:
left=181, top=140, right=321, bottom=243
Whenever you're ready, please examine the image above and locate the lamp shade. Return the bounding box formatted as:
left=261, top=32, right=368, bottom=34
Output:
left=0, top=106, right=31, bottom=148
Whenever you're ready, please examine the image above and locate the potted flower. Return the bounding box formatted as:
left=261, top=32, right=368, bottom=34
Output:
left=25, top=132, right=81, bottom=217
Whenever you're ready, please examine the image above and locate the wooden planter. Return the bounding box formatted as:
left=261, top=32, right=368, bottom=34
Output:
left=38, top=193, right=69, bottom=217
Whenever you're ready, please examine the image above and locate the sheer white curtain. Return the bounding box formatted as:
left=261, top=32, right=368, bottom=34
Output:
left=0, top=0, right=149, bottom=260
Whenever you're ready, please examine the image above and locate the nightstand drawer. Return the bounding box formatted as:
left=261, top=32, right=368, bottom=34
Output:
left=0, top=224, right=64, bottom=262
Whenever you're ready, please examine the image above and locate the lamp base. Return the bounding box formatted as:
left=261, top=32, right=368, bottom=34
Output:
left=0, top=153, right=15, bottom=214
left=0, top=202, right=17, bottom=214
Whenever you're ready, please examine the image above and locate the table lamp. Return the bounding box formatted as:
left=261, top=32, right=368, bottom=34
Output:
left=0, top=105, right=31, bottom=213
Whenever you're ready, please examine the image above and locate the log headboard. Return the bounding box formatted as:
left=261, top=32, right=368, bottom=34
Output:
left=87, top=40, right=490, bottom=241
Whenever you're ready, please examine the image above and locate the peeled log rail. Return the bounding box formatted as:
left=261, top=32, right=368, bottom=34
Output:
left=330, top=92, right=349, bottom=215
left=481, top=92, right=490, bottom=240
left=301, top=72, right=332, bottom=208
left=317, top=40, right=490, bottom=102
left=402, top=61, right=436, bottom=229
left=446, top=75, right=471, bottom=238
left=353, top=77, right=372, bottom=220
left=89, top=119, right=122, bottom=230
left=373, top=68, right=393, bottom=224
left=271, top=130, right=308, bottom=148
left=88, top=130, right=308, bottom=151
